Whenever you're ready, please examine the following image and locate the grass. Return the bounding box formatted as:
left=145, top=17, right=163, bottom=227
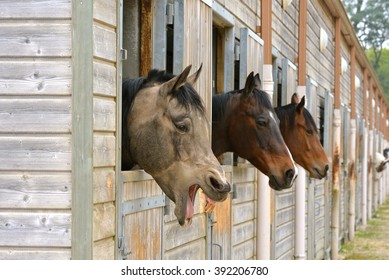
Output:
left=339, top=198, right=389, bottom=260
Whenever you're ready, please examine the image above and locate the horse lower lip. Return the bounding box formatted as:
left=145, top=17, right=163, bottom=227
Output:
left=314, top=168, right=324, bottom=179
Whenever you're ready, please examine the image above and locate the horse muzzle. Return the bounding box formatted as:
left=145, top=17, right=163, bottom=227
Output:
left=269, top=168, right=297, bottom=190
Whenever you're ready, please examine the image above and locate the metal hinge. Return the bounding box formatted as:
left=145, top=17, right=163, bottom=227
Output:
left=166, top=3, right=174, bottom=25
left=120, top=48, right=127, bottom=61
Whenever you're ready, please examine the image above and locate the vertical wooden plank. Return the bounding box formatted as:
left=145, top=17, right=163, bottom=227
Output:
left=140, top=0, right=153, bottom=76
left=72, top=0, right=94, bottom=259
left=298, top=0, right=307, bottom=86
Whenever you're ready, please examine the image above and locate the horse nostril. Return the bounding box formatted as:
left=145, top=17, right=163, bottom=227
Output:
left=285, top=169, right=295, bottom=181
left=324, top=164, right=329, bottom=175
left=210, top=177, right=222, bottom=190
left=210, top=177, right=230, bottom=192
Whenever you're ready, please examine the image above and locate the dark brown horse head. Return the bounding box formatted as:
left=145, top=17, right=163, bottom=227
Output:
left=212, top=72, right=297, bottom=190
left=275, top=93, right=329, bottom=179
left=122, top=65, right=231, bottom=226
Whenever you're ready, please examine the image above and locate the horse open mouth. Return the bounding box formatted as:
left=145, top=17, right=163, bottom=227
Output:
left=184, top=182, right=225, bottom=226
left=185, top=184, right=200, bottom=227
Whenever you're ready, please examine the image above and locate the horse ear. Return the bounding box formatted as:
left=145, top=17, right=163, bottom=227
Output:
left=254, top=73, right=261, bottom=90
left=159, top=65, right=192, bottom=96
left=296, top=95, right=305, bottom=114
left=243, top=72, right=255, bottom=97
left=291, top=93, right=299, bottom=104
left=187, top=63, right=202, bottom=86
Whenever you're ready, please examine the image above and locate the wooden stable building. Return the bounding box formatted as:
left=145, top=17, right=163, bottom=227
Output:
left=0, top=0, right=388, bottom=260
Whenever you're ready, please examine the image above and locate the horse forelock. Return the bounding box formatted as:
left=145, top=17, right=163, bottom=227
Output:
left=212, top=88, right=275, bottom=122
left=144, top=69, right=206, bottom=114
left=275, top=104, right=317, bottom=133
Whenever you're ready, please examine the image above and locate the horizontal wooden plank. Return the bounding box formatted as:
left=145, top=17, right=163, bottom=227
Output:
left=231, top=220, right=254, bottom=246
left=0, top=0, right=71, bottom=19
left=124, top=207, right=163, bottom=260
left=93, top=134, right=116, bottom=167
left=232, top=166, right=256, bottom=183
left=232, top=238, right=255, bottom=260
left=275, top=188, right=295, bottom=209
left=163, top=214, right=206, bottom=251
left=93, top=202, right=115, bottom=241
left=93, top=169, right=115, bottom=204
left=0, top=211, right=71, bottom=247
left=276, top=207, right=294, bottom=226
left=0, top=247, right=71, bottom=260
left=232, top=182, right=255, bottom=204
left=0, top=98, right=71, bottom=133
left=164, top=238, right=206, bottom=260
left=275, top=234, right=294, bottom=260
left=93, top=61, right=117, bottom=97
left=0, top=60, right=71, bottom=95
left=275, top=221, right=294, bottom=242
left=93, top=237, right=115, bottom=260
left=0, top=23, right=71, bottom=57
left=0, top=136, right=71, bottom=171
left=93, top=0, right=117, bottom=27
left=232, top=201, right=255, bottom=225
left=0, top=173, right=71, bottom=209
left=93, top=97, right=116, bottom=132
left=93, top=25, right=116, bottom=62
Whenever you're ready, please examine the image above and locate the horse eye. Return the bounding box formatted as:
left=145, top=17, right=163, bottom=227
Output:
left=306, top=129, right=314, bottom=135
left=256, top=117, right=267, bottom=127
left=175, top=123, right=189, bottom=133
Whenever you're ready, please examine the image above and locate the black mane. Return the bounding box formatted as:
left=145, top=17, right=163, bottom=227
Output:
left=274, top=103, right=317, bottom=132
left=122, top=69, right=205, bottom=116
left=212, top=88, right=275, bottom=122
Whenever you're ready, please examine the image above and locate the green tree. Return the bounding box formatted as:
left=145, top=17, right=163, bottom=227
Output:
left=367, top=48, right=389, bottom=101
left=343, top=0, right=389, bottom=68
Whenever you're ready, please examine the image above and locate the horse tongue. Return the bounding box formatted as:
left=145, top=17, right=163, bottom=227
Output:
left=205, top=196, right=216, bottom=213
left=185, top=194, right=195, bottom=226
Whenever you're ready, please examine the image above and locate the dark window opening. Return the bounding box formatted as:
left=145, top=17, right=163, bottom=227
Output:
left=319, top=96, right=325, bottom=146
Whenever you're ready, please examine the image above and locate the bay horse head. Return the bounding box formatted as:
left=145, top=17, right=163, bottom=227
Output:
left=212, top=72, right=297, bottom=190
left=274, top=93, right=329, bottom=179
left=122, top=65, right=231, bottom=226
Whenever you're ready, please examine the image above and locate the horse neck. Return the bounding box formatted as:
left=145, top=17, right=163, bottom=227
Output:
left=212, top=94, right=232, bottom=157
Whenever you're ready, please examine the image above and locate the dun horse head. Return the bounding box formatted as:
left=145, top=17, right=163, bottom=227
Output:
left=212, top=72, right=297, bottom=190
left=274, top=93, right=329, bottom=179
left=122, top=65, right=231, bottom=226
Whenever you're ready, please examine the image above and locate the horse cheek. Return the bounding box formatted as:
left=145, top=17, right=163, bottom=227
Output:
left=133, top=124, right=174, bottom=173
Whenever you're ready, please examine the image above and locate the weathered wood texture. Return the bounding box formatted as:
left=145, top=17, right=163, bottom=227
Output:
left=231, top=167, right=257, bottom=259
left=184, top=0, right=212, bottom=117
left=0, top=1, right=72, bottom=259
left=306, top=0, right=335, bottom=92
left=211, top=170, right=232, bottom=259
left=274, top=186, right=295, bottom=259
left=92, top=0, right=118, bottom=260
left=121, top=174, right=163, bottom=260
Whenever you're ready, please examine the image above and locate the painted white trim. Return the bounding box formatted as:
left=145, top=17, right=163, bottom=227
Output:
left=308, top=77, right=318, bottom=87
left=201, top=0, right=212, bottom=8
left=212, top=1, right=235, bottom=26
left=287, top=60, right=297, bottom=70
left=247, top=28, right=264, bottom=45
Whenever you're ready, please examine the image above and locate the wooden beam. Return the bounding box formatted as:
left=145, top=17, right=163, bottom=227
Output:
left=369, top=77, right=374, bottom=129
left=261, top=0, right=272, bottom=64
left=298, top=0, right=307, bottom=86
left=140, top=0, right=153, bottom=76
left=363, top=68, right=368, bottom=120
left=334, top=17, right=341, bottom=109
left=350, top=46, right=356, bottom=119
left=72, top=0, right=94, bottom=259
